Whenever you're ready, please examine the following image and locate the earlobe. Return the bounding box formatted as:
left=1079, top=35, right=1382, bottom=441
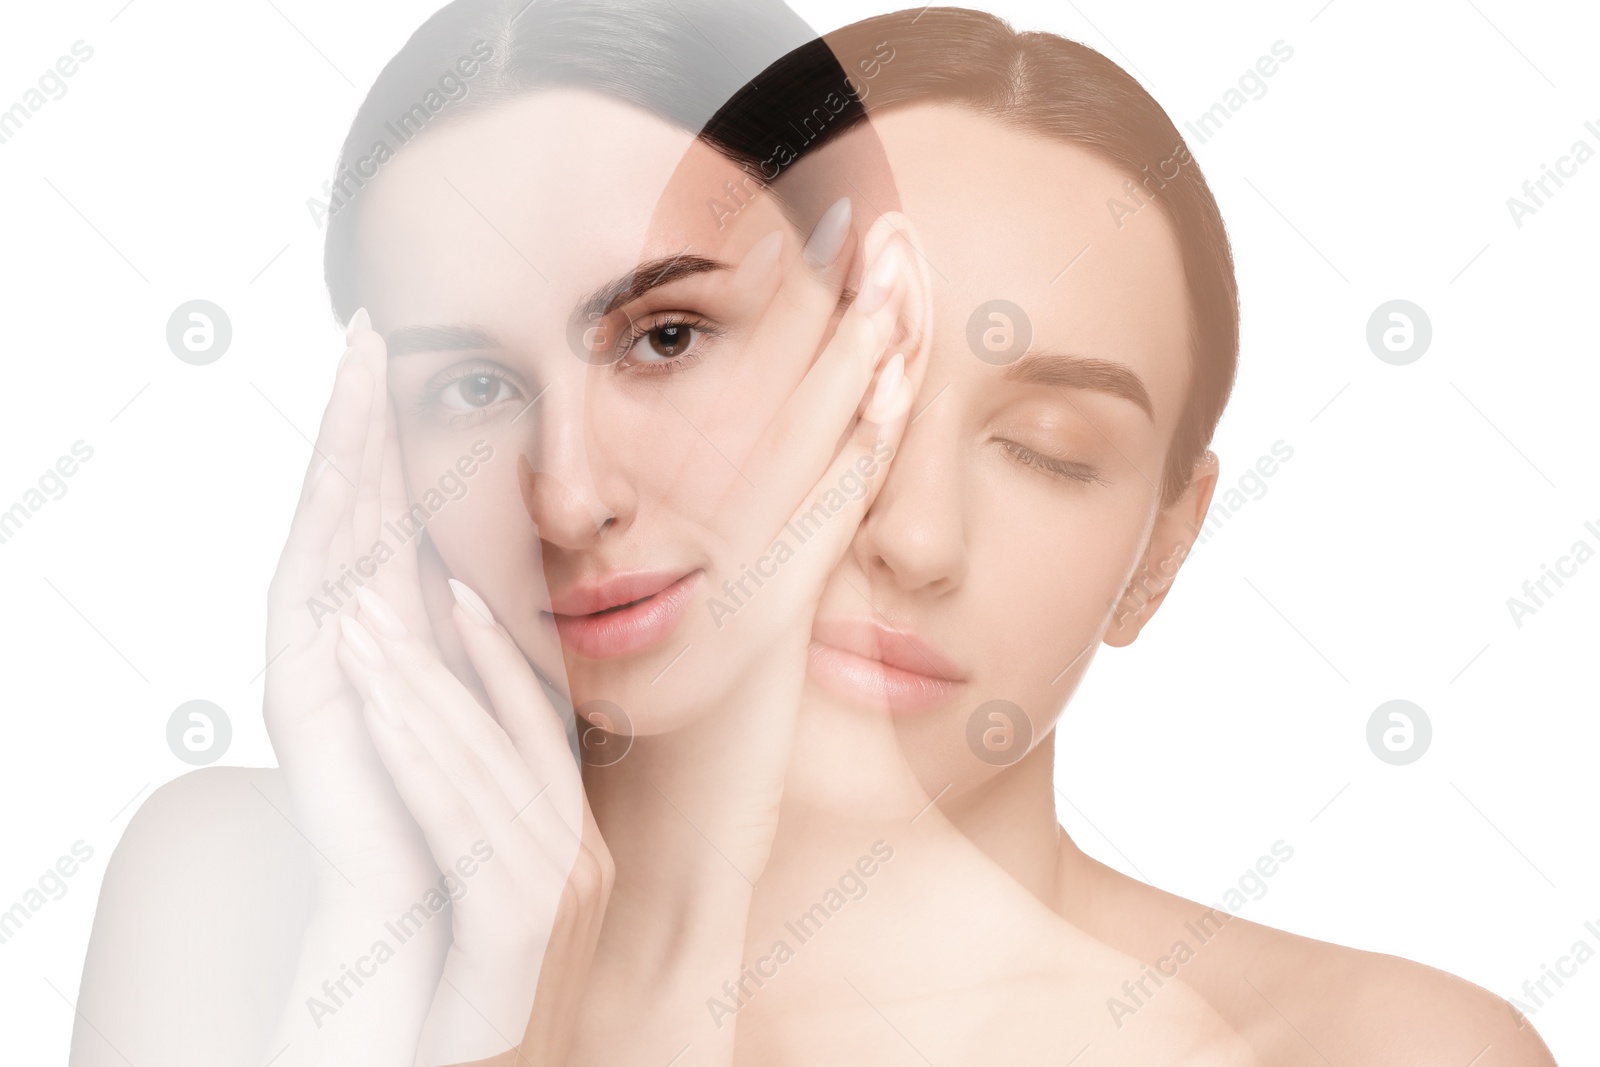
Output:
left=1104, top=449, right=1222, bottom=648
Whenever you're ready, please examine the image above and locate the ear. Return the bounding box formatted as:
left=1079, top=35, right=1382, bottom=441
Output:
left=856, top=210, right=934, bottom=402
left=1103, top=449, right=1220, bottom=648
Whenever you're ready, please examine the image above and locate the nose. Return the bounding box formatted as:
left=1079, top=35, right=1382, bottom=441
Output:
left=516, top=383, right=620, bottom=549
left=518, top=455, right=614, bottom=548
left=851, top=399, right=968, bottom=594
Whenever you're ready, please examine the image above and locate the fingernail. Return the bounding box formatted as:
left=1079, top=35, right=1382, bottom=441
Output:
left=339, top=615, right=385, bottom=668
left=735, top=229, right=784, bottom=285
left=802, top=196, right=852, bottom=268
left=854, top=241, right=903, bottom=315
left=865, top=353, right=905, bottom=423
left=345, top=307, right=370, bottom=345
left=448, top=578, right=495, bottom=626
left=355, top=586, right=407, bottom=639
left=338, top=345, right=359, bottom=372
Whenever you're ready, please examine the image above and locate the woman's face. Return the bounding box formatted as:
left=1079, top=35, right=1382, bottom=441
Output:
left=791, top=104, right=1214, bottom=810
left=356, top=89, right=853, bottom=733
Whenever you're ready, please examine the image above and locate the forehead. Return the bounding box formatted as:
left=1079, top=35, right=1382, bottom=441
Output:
left=353, top=88, right=764, bottom=324
left=868, top=104, right=1192, bottom=424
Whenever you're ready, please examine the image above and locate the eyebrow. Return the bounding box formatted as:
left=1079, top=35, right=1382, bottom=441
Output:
left=384, top=323, right=499, bottom=357
left=1003, top=352, right=1155, bottom=420
left=577, top=253, right=728, bottom=321
left=381, top=253, right=731, bottom=357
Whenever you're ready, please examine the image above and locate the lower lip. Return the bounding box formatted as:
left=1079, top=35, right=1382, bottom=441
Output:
left=553, top=571, right=703, bottom=660
left=806, top=641, right=961, bottom=715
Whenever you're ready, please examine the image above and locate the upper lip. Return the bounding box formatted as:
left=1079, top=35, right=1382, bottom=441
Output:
left=810, top=615, right=966, bottom=682
left=547, top=570, right=694, bottom=617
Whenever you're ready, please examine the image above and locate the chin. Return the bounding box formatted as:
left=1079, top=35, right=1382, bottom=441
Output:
left=781, top=687, right=953, bottom=819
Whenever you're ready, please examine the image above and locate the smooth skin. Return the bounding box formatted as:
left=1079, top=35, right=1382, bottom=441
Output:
left=70, top=86, right=1558, bottom=1067
left=717, top=103, right=1558, bottom=1067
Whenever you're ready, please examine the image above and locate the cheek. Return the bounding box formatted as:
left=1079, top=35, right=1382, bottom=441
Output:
left=400, top=440, right=535, bottom=585
left=593, top=356, right=800, bottom=516
left=972, top=490, right=1150, bottom=676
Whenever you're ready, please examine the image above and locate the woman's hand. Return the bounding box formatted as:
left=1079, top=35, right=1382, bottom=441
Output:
left=261, top=318, right=462, bottom=1065
left=335, top=576, right=610, bottom=1067
left=621, top=198, right=929, bottom=868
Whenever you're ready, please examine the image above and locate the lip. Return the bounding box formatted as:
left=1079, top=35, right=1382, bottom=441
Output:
left=807, top=615, right=965, bottom=715
left=549, top=569, right=703, bottom=660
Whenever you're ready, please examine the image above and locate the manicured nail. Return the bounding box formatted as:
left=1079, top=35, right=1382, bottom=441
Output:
left=448, top=578, right=495, bottom=626
left=854, top=241, right=903, bottom=315
left=865, top=353, right=905, bottom=423
left=735, top=229, right=784, bottom=286
left=339, top=615, right=385, bottom=668
left=355, top=586, right=407, bottom=639
left=802, top=196, right=852, bottom=268
left=345, top=307, right=370, bottom=345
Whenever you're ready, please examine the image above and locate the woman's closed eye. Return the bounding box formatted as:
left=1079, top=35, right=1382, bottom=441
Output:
left=997, top=438, right=1106, bottom=485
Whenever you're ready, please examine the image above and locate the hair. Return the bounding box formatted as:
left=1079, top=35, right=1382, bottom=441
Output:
left=320, top=0, right=854, bottom=323
left=322, top=2, right=1237, bottom=507
left=809, top=7, right=1240, bottom=507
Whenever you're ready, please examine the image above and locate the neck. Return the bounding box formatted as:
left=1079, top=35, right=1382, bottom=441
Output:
left=943, top=736, right=1072, bottom=906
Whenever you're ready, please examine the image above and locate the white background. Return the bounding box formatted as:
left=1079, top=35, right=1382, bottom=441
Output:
left=0, top=0, right=1594, bottom=1060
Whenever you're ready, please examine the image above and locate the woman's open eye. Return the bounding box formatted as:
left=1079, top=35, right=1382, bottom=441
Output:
left=416, top=362, right=525, bottom=425
left=616, top=313, right=721, bottom=372
left=440, top=371, right=516, bottom=410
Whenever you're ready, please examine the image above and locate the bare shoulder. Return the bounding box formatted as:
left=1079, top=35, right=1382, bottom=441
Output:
left=1059, top=854, right=1559, bottom=1067
left=1232, top=919, right=1559, bottom=1067
left=73, top=766, right=314, bottom=1066
left=103, top=764, right=309, bottom=894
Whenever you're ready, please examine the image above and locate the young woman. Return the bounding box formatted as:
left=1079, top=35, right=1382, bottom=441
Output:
left=71, top=3, right=1559, bottom=1066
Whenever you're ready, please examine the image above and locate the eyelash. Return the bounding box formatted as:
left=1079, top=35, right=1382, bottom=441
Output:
left=416, top=361, right=523, bottom=427
left=412, top=310, right=723, bottom=426
left=1000, top=440, right=1104, bottom=485
left=612, top=312, right=723, bottom=375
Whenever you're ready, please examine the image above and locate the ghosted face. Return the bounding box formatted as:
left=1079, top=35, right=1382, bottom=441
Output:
left=356, top=88, right=856, bottom=734
left=351, top=86, right=1212, bottom=807
left=790, top=104, right=1210, bottom=810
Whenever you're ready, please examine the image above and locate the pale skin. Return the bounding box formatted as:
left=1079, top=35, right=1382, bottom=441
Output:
left=71, top=82, right=1557, bottom=1067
